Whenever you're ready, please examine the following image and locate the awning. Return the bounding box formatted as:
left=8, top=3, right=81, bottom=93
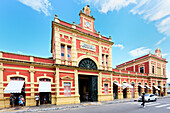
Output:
left=153, top=85, right=160, bottom=90
left=123, top=83, right=133, bottom=89
left=159, top=85, right=166, bottom=88
left=145, top=85, right=152, bottom=89
left=139, top=84, right=146, bottom=88
left=114, top=82, right=123, bottom=87
left=38, top=82, right=51, bottom=92
left=162, top=86, right=166, bottom=88
left=4, top=81, right=24, bottom=93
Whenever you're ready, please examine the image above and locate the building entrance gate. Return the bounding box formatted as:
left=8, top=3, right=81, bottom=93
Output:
left=78, top=75, right=98, bottom=102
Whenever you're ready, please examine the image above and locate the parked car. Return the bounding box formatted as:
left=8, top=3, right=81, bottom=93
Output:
left=138, top=94, right=157, bottom=102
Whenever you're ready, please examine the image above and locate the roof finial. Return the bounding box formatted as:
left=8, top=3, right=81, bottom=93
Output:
left=83, top=5, right=91, bottom=15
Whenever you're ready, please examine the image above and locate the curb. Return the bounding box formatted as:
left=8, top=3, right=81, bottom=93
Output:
left=2, top=97, right=170, bottom=113
left=3, top=105, right=83, bottom=113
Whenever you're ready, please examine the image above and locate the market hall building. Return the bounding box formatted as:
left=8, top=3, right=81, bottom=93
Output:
left=0, top=5, right=168, bottom=108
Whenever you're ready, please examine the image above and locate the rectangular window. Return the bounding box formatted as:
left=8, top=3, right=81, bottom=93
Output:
left=157, top=67, right=161, bottom=75
left=106, top=55, right=108, bottom=67
left=64, top=82, right=71, bottom=96
left=61, top=45, right=65, bottom=60
left=140, top=67, right=144, bottom=73
left=67, top=46, right=71, bottom=61
left=163, top=68, right=165, bottom=75
left=104, top=84, right=108, bottom=95
left=152, top=66, right=154, bottom=74
left=102, top=54, right=104, bottom=66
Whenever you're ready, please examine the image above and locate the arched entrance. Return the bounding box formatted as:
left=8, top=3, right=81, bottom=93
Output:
left=78, top=58, right=97, bottom=70
left=145, top=83, right=147, bottom=94
left=8, top=77, right=25, bottom=106
left=123, top=82, right=127, bottom=98
left=78, top=58, right=98, bottom=102
left=158, top=81, right=161, bottom=96
left=131, top=82, right=135, bottom=98
left=153, top=83, right=156, bottom=95
left=138, top=83, right=141, bottom=96
left=113, top=82, right=118, bottom=99
left=39, top=78, right=51, bottom=105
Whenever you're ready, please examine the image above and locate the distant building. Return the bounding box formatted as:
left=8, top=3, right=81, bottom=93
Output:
left=0, top=5, right=168, bottom=108
left=167, top=83, right=170, bottom=94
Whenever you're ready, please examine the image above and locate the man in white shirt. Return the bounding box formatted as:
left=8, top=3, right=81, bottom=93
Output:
left=35, top=95, right=39, bottom=106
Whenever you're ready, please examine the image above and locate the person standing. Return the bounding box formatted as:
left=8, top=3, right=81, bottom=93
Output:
left=21, top=96, right=25, bottom=108
left=141, top=93, right=145, bottom=108
left=35, top=94, right=39, bottom=106
left=10, top=94, right=15, bottom=108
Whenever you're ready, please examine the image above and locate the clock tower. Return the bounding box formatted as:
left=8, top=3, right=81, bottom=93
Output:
left=79, top=5, right=95, bottom=32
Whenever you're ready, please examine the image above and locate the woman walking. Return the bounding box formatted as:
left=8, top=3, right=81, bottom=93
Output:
left=141, top=93, right=145, bottom=108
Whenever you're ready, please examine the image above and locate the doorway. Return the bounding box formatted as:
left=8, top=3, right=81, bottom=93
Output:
left=10, top=77, right=25, bottom=106
left=123, top=88, right=127, bottom=98
left=131, top=83, right=135, bottom=98
left=138, top=83, right=141, bottom=96
left=39, top=92, right=51, bottom=104
left=113, top=83, right=118, bottom=99
left=158, top=86, right=161, bottom=96
left=12, top=86, right=25, bottom=106
left=78, top=75, right=98, bottom=102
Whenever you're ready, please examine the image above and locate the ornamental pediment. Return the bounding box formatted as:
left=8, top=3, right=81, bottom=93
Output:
left=61, top=76, right=73, bottom=80
left=103, top=79, right=111, bottom=82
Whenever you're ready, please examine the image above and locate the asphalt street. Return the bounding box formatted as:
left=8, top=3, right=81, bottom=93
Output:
left=31, top=98, right=170, bottom=113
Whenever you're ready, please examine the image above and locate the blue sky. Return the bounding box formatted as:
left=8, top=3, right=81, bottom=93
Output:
left=0, top=0, right=170, bottom=82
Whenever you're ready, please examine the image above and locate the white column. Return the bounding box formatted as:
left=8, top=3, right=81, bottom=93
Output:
left=65, top=45, right=68, bottom=65
left=149, top=59, right=152, bottom=74
left=98, top=43, right=102, bottom=70
left=71, top=34, right=77, bottom=66
left=74, top=69, right=79, bottom=96
left=108, top=45, right=112, bottom=71
left=54, top=28, right=61, bottom=64
left=55, top=67, right=59, bottom=105
left=0, top=63, right=4, bottom=108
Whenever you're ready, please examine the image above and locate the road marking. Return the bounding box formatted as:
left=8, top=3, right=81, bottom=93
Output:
left=166, top=107, right=170, bottom=109
left=147, top=103, right=160, bottom=106
left=145, top=102, right=157, bottom=105
left=155, top=104, right=170, bottom=108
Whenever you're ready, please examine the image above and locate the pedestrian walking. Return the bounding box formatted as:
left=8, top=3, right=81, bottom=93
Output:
left=10, top=94, right=15, bottom=108
left=161, top=92, right=164, bottom=97
left=21, top=96, right=25, bottom=108
left=44, top=96, right=47, bottom=104
left=19, top=95, right=24, bottom=108
left=35, top=94, right=39, bottom=106
left=141, top=93, right=145, bottom=108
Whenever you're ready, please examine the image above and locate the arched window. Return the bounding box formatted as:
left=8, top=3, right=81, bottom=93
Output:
left=10, top=77, right=25, bottom=81
left=78, top=58, right=97, bottom=70
left=39, top=78, right=51, bottom=82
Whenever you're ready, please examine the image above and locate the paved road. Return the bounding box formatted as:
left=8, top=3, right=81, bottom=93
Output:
left=31, top=98, right=170, bottom=113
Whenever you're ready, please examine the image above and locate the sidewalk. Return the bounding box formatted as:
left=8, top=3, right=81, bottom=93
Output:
left=1, top=95, right=170, bottom=113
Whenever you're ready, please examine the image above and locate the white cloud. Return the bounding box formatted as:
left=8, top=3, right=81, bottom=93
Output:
left=17, top=51, right=23, bottom=54
left=82, top=0, right=136, bottom=13
left=167, top=70, right=170, bottom=83
left=129, top=47, right=151, bottom=57
left=81, top=0, right=170, bottom=36
left=113, top=44, right=124, bottom=50
left=131, top=0, right=170, bottom=36
left=162, top=53, right=168, bottom=57
left=18, top=0, right=52, bottom=16
left=156, top=37, right=166, bottom=45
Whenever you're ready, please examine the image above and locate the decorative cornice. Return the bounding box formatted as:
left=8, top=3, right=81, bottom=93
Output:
left=61, top=76, right=73, bottom=80
left=0, top=66, right=4, bottom=71
left=29, top=69, right=35, bottom=73
left=103, top=78, right=111, bottom=82
left=52, top=21, right=114, bottom=45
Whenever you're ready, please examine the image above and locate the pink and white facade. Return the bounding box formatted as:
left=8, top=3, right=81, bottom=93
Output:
left=0, top=5, right=167, bottom=108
